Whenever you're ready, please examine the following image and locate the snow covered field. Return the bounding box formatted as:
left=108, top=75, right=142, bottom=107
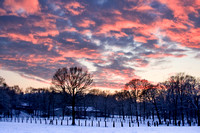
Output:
left=0, top=122, right=199, bottom=133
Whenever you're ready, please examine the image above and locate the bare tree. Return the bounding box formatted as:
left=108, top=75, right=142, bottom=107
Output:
left=146, top=84, right=164, bottom=124
left=0, top=76, right=5, bottom=86
left=114, top=91, right=127, bottom=120
left=125, top=79, right=149, bottom=122
left=164, top=73, right=194, bottom=126
left=52, top=67, right=93, bottom=125
left=188, top=77, right=200, bottom=126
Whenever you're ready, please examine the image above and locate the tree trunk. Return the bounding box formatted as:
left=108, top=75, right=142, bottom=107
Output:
left=174, top=110, right=177, bottom=125
left=143, top=101, right=146, bottom=121
left=182, top=112, right=184, bottom=126
left=95, top=103, right=97, bottom=120
left=53, top=101, right=55, bottom=120
left=152, top=109, right=154, bottom=121
left=198, top=109, right=200, bottom=126
left=62, top=107, right=65, bottom=120
left=122, top=104, right=125, bottom=120
left=181, top=97, right=184, bottom=126
left=135, top=102, right=138, bottom=122
left=72, top=95, right=76, bottom=125
left=154, top=101, right=161, bottom=124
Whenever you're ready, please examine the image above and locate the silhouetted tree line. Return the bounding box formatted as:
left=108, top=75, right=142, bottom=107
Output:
left=0, top=69, right=199, bottom=126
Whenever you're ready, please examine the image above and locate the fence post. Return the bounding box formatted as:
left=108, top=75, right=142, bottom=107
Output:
left=105, top=121, right=107, bottom=127
left=129, top=121, right=131, bottom=127
left=91, top=120, right=93, bottom=127
left=113, top=121, right=115, bottom=127
left=98, top=121, right=100, bottom=127
left=78, top=120, right=80, bottom=126
left=85, top=120, right=87, bottom=126
left=121, top=121, right=123, bottom=127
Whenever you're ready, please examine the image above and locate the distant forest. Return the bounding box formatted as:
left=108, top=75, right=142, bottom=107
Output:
left=0, top=67, right=200, bottom=126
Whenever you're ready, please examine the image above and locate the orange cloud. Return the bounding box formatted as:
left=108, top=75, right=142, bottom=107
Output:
left=65, top=1, right=85, bottom=15
left=3, top=0, right=40, bottom=14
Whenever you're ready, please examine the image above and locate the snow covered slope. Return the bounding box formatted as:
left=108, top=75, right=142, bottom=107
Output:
left=0, top=122, right=199, bottom=133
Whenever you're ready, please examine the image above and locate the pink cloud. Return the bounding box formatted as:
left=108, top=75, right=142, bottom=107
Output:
left=0, top=33, right=38, bottom=44
left=158, top=0, right=198, bottom=20
left=58, top=48, right=101, bottom=59
left=3, top=0, right=40, bottom=14
left=62, top=27, right=78, bottom=33
left=66, top=38, right=79, bottom=44
left=77, top=19, right=96, bottom=28
left=157, top=19, right=200, bottom=49
left=36, top=30, right=59, bottom=37
left=65, top=1, right=85, bottom=15
left=144, top=53, right=186, bottom=58
left=0, top=8, right=6, bottom=16
left=134, top=36, right=148, bottom=43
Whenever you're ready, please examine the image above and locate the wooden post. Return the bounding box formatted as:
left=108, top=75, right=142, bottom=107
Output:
left=98, top=121, right=100, bottom=127
left=105, top=121, right=107, bottom=127
left=121, top=121, right=123, bottom=127
left=113, top=121, right=115, bottom=127
left=129, top=121, right=131, bottom=127
left=85, top=120, right=87, bottom=126
left=78, top=120, right=80, bottom=126
left=91, top=120, right=93, bottom=127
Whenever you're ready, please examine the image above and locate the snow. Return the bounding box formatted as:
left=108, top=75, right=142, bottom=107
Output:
left=0, top=122, right=199, bottom=133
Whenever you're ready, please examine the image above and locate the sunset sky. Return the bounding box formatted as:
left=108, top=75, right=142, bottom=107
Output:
left=0, top=0, right=200, bottom=90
